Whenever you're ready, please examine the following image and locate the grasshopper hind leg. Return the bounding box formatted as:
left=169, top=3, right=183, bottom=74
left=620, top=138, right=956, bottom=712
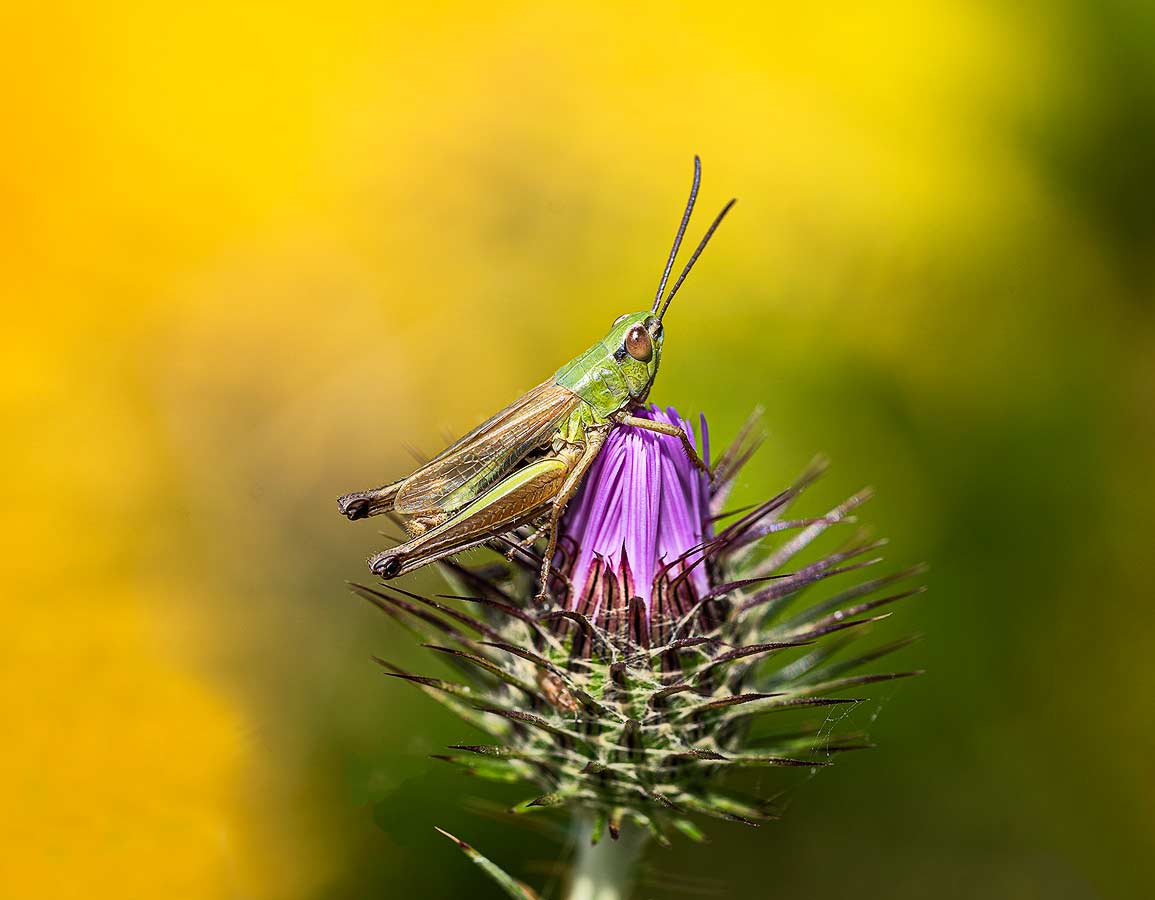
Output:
left=368, top=511, right=448, bottom=577
left=365, top=456, right=572, bottom=582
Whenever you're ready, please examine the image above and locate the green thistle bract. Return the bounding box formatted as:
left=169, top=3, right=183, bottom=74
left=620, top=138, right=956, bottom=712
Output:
left=357, top=406, right=922, bottom=850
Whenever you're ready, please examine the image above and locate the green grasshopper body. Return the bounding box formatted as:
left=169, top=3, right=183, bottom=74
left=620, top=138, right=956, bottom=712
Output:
left=338, top=158, right=734, bottom=599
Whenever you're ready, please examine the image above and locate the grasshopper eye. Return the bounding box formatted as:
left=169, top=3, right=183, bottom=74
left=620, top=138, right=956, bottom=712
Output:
left=624, top=324, right=653, bottom=362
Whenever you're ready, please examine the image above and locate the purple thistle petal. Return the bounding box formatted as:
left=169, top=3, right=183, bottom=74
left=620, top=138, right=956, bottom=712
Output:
left=559, top=406, right=712, bottom=640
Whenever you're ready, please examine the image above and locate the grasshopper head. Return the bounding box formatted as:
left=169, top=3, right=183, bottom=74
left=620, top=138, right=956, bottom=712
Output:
left=605, top=310, right=664, bottom=398
left=587, top=158, right=735, bottom=404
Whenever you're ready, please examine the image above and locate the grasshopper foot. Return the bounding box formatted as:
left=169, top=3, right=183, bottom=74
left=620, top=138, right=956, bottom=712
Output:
left=369, top=551, right=404, bottom=579
left=338, top=493, right=372, bottom=520
left=338, top=481, right=402, bottom=520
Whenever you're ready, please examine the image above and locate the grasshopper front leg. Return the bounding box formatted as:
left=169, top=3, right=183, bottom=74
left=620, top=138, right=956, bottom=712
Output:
left=535, top=428, right=608, bottom=603
left=368, top=452, right=575, bottom=579
left=618, top=414, right=711, bottom=477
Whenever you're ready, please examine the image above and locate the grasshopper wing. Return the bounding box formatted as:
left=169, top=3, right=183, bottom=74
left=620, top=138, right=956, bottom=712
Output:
left=394, top=378, right=581, bottom=515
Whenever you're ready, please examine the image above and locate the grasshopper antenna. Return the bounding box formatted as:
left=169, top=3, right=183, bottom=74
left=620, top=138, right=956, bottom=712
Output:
left=656, top=195, right=737, bottom=322
left=652, top=156, right=701, bottom=313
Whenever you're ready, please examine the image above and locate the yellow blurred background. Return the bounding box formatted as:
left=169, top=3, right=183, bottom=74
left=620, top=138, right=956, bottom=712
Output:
left=4, top=2, right=1154, bottom=897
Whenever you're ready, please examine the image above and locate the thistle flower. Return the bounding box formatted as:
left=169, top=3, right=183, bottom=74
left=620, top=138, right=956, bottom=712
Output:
left=356, top=406, right=922, bottom=898
left=559, top=406, right=716, bottom=651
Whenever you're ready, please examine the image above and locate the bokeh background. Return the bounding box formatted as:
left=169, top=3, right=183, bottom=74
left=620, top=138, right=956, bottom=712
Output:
left=5, top=2, right=1155, bottom=897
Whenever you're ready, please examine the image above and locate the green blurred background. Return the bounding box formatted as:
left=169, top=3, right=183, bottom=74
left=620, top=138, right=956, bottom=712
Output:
left=5, top=2, right=1154, bottom=897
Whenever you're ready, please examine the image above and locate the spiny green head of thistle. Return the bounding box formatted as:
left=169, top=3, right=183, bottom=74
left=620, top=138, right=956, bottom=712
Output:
left=356, top=406, right=923, bottom=848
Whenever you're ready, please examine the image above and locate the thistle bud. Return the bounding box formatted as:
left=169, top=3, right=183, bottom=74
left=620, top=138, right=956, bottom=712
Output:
left=357, top=406, right=922, bottom=854
left=559, top=407, right=715, bottom=652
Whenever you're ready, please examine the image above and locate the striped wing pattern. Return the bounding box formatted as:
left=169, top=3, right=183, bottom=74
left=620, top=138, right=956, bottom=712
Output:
left=395, top=378, right=580, bottom=514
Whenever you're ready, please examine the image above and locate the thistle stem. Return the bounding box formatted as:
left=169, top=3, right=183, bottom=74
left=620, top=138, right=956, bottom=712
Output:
left=567, top=816, right=648, bottom=900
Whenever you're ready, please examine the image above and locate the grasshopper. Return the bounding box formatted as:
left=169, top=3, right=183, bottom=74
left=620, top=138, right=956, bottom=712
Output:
left=338, top=157, right=735, bottom=600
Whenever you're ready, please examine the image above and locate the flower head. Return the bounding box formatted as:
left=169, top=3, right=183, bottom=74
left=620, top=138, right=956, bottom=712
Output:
left=355, top=405, right=923, bottom=849
left=560, top=406, right=713, bottom=648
